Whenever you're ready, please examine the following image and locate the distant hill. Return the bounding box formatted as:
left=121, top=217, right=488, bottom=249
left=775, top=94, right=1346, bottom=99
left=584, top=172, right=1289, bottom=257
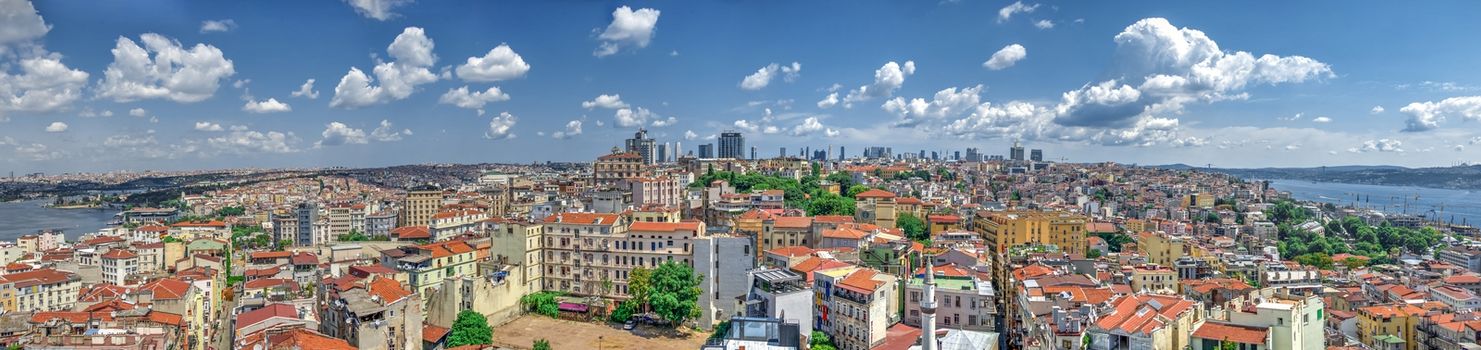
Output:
left=1150, top=164, right=1481, bottom=190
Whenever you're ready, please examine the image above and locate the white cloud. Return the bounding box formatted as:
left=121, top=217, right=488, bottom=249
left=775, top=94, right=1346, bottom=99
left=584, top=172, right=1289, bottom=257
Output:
left=208, top=129, right=297, bottom=154
left=129, top=108, right=148, bottom=117
left=14, top=143, right=62, bottom=161
left=194, top=121, right=223, bottom=131
left=485, top=112, right=516, bottom=140
left=44, top=121, right=66, bottom=132
left=651, top=116, right=677, bottom=127
left=439, top=86, right=509, bottom=109
left=552, top=120, right=583, bottom=139
left=455, top=44, right=530, bottom=82
left=242, top=97, right=291, bottom=113
left=997, top=1, right=1039, bottom=23
left=1348, top=139, right=1404, bottom=153
left=983, top=44, right=1027, bottom=70
left=615, top=107, right=655, bottom=128
left=343, top=0, right=412, bottom=21
left=317, top=122, right=368, bottom=147
left=791, top=116, right=837, bottom=137
left=817, top=92, right=840, bottom=109
left=1370, top=105, right=1384, bottom=114
left=97, top=33, right=236, bottom=103
left=883, top=85, right=984, bottom=125
left=841, top=61, right=915, bottom=108
left=0, top=0, right=49, bottom=48
left=733, top=119, right=759, bottom=133
left=370, top=119, right=409, bottom=141
left=330, top=27, right=439, bottom=108
left=291, top=79, right=319, bottom=99
left=79, top=109, right=112, bottom=118
left=1051, top=18, right=1330, bottom=127
left=1034, top=20, right=1055, bottom=29
left=683, top=130, right=699, bottom=140
left=0, top=56, right=89, bottom=113
left=199, top=19, right=236, bottom=33
left=1312, top=116, right=1332, bottom=123
left=739, top=62, right=801, bottom=90
left=594, top=6, right=661, bottom=57
left=582, top=94, right=628, bottom=109
left=1398, top=96, right=1481, bottom=132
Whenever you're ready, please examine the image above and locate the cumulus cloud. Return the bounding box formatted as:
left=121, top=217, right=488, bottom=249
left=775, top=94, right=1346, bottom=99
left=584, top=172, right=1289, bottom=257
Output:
left=614, top=107, right=656, bottom=128
left=0, top=0, right=50, bottom=50
left=194, top=121, right=223, bottom=131
left=817, top=92, right=840, bottom=109
left=344, top=0, right=412, bottom=21
left=1348, top=139, right=1404, bottom=153
left=1049, top=18, right=1330, bottom=128
left=1312, top=116, right=1332, bottom=123
left=14, top=142, right=63, bottom=161
left=1398, top=96, right=1481, bottom=132
left=1370, top=105, right=1384, bottom=114
left=0, top=56, right=89, bottom=113
left=97, top=33, right=236, bottom=103
left=242, top=97, right=291, bottom=113
left=683, top=130, right=699, bottom=140
left=552, top=120, right=583, bottom=139
left=740, top=62, right=801, bottom=90
left=594, top=6, right=660, bottom=57
left=485, top=111, right=516, bottom=140
left=1034, top=20, right=1055, bottom=29
left=44, top=121, right=65, bottom=132
left=129, top=108, right=148, bottom=118
left=582, top=94, right=628, bottom=109
left=208, top=128, right=298, bottom=154
left=455, top=44, right=530, bottom=82
left=330, top=27, right=439, bottom=108
left=997, top=1, right=1038, bottom=23
left=983, top=44, right=1026, bottom=70
left=835, top=60, right=915, bottom=108
left=316, top=122, right=367, bottom=147
left=438, top=86, right=509, bottom=109
left=291, top=79, right=319, bottom=99
left=79, top=109, right=113, bottom=118
left=199, top=19, right=236, bottom=33
left=790, top=117, right=838, bottom=137
left=651, top=116, right=677, bottom=127
left=883, top=85, right=984, bottom=126
left=370, top=119, right=410, bottom=141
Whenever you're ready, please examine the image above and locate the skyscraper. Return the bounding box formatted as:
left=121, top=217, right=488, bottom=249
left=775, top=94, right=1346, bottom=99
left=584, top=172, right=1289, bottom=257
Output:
left=1010, top=141, right=1025, bottom=161
left=779, top=147, right=786, bottom=158
left=750, top=146, right=756, bottom=160
left=1030, top=149, right=1043, bottom=162
left=718, top=131, right=745, bottom=159
left=624, top=128, right=657, bottom=164
left=656, top=144, right=668, bottom=163
left=698, top=143, right=714, bottom=159
left=839, top=146, right=846, bottom=160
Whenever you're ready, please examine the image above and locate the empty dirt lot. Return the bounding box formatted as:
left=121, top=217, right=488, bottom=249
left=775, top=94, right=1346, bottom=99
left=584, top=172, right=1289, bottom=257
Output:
left=492, top=315, right=709, bottom=350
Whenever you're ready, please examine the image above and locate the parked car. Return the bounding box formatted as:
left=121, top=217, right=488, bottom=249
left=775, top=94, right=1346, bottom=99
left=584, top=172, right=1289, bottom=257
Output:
left=623, top=320, right=636, bottom=330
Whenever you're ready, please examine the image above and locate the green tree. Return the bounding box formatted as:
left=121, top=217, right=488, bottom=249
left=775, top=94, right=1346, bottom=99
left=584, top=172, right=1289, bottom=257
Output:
left=1219, top=339, right=1238, bottom=350
left=532, top=339, right=551, bottom=350
left=608, top=300, right=638, bottom=323
left=825, top=172, right=855, bottom=189
left=519, top=292, right=562, bottom=318
left=446, top=310, right=492, bottom=347
left=807, top=193, right=855, bottom=216
left=1087, top=249, right=1103, bottom=259
left=215, top=206, right=246, bottom=217
left=845, top=185, right=873, bottom=198
left=1293, top=252, right=1334, bottom=270
left=649, top=261, right=702, bottom=325
left=628, top=267, right=653, bottom=311
left=897, top=213, right=928, bottom=242
left=810, top=331, right=838, bottom=350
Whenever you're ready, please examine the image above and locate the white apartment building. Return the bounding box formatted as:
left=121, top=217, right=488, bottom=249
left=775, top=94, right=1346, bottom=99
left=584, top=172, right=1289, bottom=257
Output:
left=100, top=249, right=140, bottom=285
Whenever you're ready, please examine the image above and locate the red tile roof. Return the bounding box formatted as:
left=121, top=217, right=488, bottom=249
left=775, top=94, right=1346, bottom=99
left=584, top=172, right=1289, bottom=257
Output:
left=765, top=246, right=815, bottom=258
left=138, top=278, right=192, bottom=300
left=237, top=303, right=301, bottom=331
left=1094, top=294, right=1198, bottom=335
left=854, top=189, right=897, bottom=199
left=772, top=216, right=814, bottom=229
left=0, top=268, right=78, bottom=288
left=101, top=249, right=138, bottom=259
left=367, top=277, right=413, bottom=304
left=266, top=328, right=356, bottom=350
left=629, top=221, right=703, bottom=232
left=1192, top=322, right=1269, bottom=344
left=251, top=251, right=293, bottom=260
left=544, top=212, right=621, bottom=225
left=838, top=269, right=886, bottom=293
left=419, top=240, right=475, bottom=258
left=392, top=225, right=431, bottom=239
left=423, top=324, right=450, bottom=343
left=821, top=227, right=869, bottom=240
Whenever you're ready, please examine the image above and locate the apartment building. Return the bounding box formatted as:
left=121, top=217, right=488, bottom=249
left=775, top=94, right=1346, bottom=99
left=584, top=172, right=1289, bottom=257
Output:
left=483, top=218, right=545, bottom=294
left=694, top=233, right=756, bottom=329
left=1130, top=264, right=1179, bottom=294
left=1358, top=304, right=1425, bottom=350
left=761, top=216, right=815, bottom=253
left=381, top=240, right=479, bottom=295
left=429, top=208, right=488, bottom=241
left=903, top=263, right=996, bottom=332
left=1203, top=289, right=1325, bottom=350
left=814, top=267, right=897, bottom=350
left=540, top=212, right=628, bottom=297
left=1088, top=294, right=1204, bottom=350
left=1136, top=232, right=1188, bottom=266
left=320, top=277, right=424, bottom=350
left=399, top=184, right=444, bottom=228
left=592, top=151, right=645, bottom=187
left=0, top=268, right=82, bottom=312
left=618, top=176, right=683, bottom=208
left=973, top=211, right=1088, bottom=255
left=853, top=189, right=898, bottom=229
left=100, top=249, right=140, bottom=285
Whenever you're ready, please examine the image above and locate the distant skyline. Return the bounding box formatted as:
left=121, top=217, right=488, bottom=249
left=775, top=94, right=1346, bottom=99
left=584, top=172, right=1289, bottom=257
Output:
left=3, top=0, right=1481, bottom=173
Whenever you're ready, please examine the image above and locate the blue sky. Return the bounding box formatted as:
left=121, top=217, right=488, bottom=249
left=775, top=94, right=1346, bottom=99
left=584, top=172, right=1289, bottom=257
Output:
left=3, top=0, right=1481, bottom=173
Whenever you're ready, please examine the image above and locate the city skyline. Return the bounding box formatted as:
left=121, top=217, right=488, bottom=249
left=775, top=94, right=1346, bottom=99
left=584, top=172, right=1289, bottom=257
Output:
left=4, top=0, right=1481, bottom=173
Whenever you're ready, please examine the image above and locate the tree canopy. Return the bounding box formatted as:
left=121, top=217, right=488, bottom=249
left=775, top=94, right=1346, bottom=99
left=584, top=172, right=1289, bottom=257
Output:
left=897, top=213, right=927, bottom=242
left=446, top=310, right=492, bottom=348
left=648, top=261, right=703, bottom=325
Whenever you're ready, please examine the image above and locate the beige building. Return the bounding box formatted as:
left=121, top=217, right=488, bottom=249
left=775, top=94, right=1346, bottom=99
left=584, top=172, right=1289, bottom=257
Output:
left=1129, top=264, right=1179, bottom=294
left=973, top=211, right=1088, bottom=255
left=320, top=277, right=424, bottom=350
left=399, top=184, right=444, bottom=228
left=853, top=189, right=898, bottom=229
left=815, top=267, right=898, bottom=350
left=592, top=150, right=645, bottom=187
left=483, top=218, right=545, bottom=295
left=0, top=268, right=82, bottom=312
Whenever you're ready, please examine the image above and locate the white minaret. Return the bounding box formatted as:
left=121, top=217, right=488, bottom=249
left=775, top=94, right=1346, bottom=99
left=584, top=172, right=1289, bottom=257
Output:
left=920, top=258, right=939, bottom=350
